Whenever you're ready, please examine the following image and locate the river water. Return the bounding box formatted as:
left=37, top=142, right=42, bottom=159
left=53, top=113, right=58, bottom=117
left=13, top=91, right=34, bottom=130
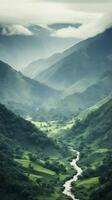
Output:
left=63, top=149, right=82, bottom=200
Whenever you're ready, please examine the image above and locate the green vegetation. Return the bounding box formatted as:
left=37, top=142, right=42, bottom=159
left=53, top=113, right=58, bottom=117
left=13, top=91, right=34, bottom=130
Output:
left=32, top=120, right=74, bottom=138
left=76, top=177, right=99, bottom=189
left=0, top=25, right=112, bottom=200
left=0, top=103, right=74, bottom=200
left=62, top=99, right=112, bottom=200
left=16, top=159, right=56, bottom=175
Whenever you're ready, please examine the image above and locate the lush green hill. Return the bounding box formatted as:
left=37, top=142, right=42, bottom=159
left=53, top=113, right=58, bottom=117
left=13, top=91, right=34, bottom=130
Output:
left=63, top=99, right=112, bottom=200
left=0, top=103, right=74, bottom=200
left=0, top=141, right=41, bottom=200
left=0, top=103, right=57, bottom=153
left=0, top=103, right=56, bottom=200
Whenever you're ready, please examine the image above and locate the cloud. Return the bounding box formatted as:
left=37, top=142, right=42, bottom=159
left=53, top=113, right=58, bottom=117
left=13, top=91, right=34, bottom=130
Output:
left=35, top=0, right=112, bottom=2
left=0, top=0, right=111, bottom=39
left=0, top=0, right=108, bottom=25
left=51, top=14, right=112, bottom=39
left=1, top=25, right=33, bottom=36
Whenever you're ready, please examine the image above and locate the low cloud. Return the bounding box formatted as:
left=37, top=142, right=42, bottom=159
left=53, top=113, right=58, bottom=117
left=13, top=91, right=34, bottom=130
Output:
left=1, top=25, right=33, bottom=36
left=0, top=0, right=112, bottom=39
left=51, top=14, right=112, bottom=39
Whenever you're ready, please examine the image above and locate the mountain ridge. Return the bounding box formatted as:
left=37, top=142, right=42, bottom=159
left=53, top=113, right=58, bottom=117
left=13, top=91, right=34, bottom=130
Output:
left=0, top=60, right=59, bottom=111
left=36, top=27, right=112, bottom=90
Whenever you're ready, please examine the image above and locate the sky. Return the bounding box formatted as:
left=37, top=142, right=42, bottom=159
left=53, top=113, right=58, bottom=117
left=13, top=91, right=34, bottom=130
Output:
left=0, top=0, right=112, bottom=39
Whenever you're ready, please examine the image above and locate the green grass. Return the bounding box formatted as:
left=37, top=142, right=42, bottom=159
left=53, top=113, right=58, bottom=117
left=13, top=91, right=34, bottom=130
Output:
left=16, top=159, right=55, bottom=175
left=95, top=148, right=108, bottom=153
left=25, top=173, right=42, bottom=182
left=32, top=120, right=74, bottom=138
left=33, top=164, right=55, bottom=175
left=15, top=158, right=30, bottom=168
left=76, top=177, right=99, bottom=189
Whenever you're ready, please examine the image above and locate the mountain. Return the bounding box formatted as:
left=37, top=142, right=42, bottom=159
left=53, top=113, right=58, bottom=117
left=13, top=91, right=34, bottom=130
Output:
left=68, top=98, right=112, bottom=149
left=23, top=23, right=82, bottom=79
left=57, top=71, right=112, bottom=114
left=23, top=37, right=82, bottom=80
left=0, top=103, right=64, bottom=200
left=0, top=103, right=76, bottom=200
left=0, top=60, right=58, bottom=112
left=0, top=103, right=56, bottom=156
left=63, top=76, right=98, bottom=97
left=48, top=23, right=81, bottom=30
left=23, top=53, right=62, bottom=78
left=0, top=24, right=80, bottom=69
left=63, top=98, right=112, bottom=200
left=36, top=27, right=112, bottom=90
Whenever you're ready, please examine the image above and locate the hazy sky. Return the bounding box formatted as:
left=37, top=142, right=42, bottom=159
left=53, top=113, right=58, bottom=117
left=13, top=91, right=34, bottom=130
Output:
left=0, top=0, right=112, bottom=39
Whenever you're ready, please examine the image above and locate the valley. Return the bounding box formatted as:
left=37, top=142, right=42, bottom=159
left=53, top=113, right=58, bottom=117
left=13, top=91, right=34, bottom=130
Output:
left=0, top=77, right=112, bottom=200
left=0, top=9, right=112, bottom=200
left=26, top=97, right=112, bottom=200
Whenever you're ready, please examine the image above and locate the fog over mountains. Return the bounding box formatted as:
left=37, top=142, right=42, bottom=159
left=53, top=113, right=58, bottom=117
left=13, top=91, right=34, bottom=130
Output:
left=23, top=27, right=112, bottom=115
left=33, top=28, right=112, bottom=90
left=0, top=24, right=80, bottom=69
left=1, top=27, right=112, bottom=118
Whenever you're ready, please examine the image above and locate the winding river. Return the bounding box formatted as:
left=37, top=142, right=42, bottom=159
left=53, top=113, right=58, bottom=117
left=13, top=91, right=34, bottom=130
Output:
left=63, top=149, right=82, bottom=200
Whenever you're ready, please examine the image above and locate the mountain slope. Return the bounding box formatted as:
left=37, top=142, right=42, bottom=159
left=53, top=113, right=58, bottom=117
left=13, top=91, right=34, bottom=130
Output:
left=0, top=103, right=55, bottom=151
left=0, top=60, right=58, bottom=110
left=23, top=35, right=81, bottom=80
left=0, top=103, right=61, bottom=200
left=37, top=27, right=112, bottom=90
left=69, top=98, right=112, bottom=148
left=64, top=99, right=112, bottom=200
left=57, top=71, right=112, bottom=114
left=0, top=103, right=74, bottom=200
left=23, top=53, right=62, bottom=78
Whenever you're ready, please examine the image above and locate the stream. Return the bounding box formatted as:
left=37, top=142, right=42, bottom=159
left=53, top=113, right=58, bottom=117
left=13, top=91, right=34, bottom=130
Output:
left=63, top=148, right=82, bottom=200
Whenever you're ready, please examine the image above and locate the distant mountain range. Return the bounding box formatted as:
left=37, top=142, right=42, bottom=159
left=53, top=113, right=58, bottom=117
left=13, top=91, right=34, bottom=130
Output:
left=1, top=27, right=112, bottom=118
left=23, top=53, right=62, bottom=78
left=23, top=34, right=82, bottom=79
left=0, top=24, right=80, bottom=69
left=34, top=27, right=112, bottom=91
left=22, top=27, right=112, bottom=118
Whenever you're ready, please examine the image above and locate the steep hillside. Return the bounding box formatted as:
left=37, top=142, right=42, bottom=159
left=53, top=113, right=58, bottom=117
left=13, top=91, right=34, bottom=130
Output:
left=0, top=60, right=58, bottom=111
left=0, top=142, right=39, bottom=200
left=37, top=28, right=112, bottom=90
left=0, top=103, right=72, bottom=200
left=23, top=53, right=62, bottom=78
left=0, top=103, right=56, bottom=152
left=23, top=36, right=81, bottom=80
left=0, top=103, right=57, bottom=200
left=57, top=71, right=112, bottom=115
left=64, top=99, right=112, bottom=200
